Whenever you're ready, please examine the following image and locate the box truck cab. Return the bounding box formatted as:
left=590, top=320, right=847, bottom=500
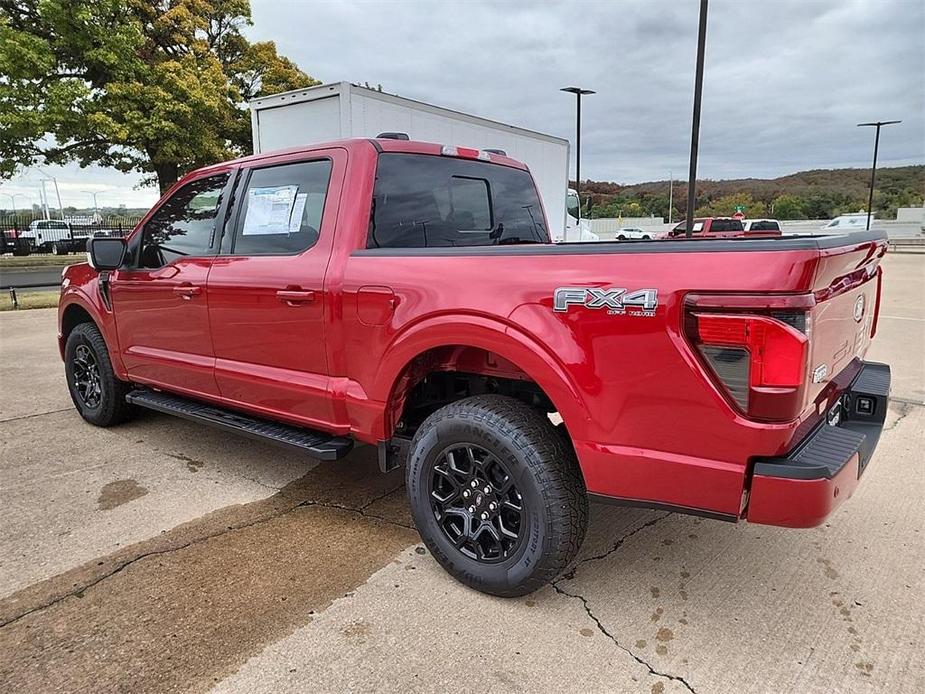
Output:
left=565, top=188, right=599, bottom=242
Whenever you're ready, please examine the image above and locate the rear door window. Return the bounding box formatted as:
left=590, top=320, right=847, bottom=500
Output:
left=230, top=159, right=333, bottom=256
left=368, top=153, right=548, bottom=248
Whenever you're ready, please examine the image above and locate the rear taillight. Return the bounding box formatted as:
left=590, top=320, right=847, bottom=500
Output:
left=684, top=295, right=812, bottom=421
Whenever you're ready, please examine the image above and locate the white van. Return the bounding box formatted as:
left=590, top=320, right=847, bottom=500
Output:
left=820, top=214, right=872, bottom=231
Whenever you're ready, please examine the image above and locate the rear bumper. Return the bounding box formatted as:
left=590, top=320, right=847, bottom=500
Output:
left=746, top=361, right=891, bottom=528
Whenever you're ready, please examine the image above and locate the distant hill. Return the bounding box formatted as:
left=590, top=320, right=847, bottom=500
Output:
left=576, top=165, right=924, bottom=220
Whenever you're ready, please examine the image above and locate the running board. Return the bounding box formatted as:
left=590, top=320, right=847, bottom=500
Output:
left=126, top=390, right=353, bottom=461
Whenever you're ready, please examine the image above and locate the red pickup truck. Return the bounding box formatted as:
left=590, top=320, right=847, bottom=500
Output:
left=662, top=217, right=782, bottom=238
left=59, top=137, right=891, bottom=596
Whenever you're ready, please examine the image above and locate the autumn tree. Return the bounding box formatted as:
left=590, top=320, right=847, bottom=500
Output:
left=0, top=0, right=318, bottom=193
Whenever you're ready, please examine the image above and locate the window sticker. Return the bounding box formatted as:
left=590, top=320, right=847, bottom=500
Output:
left=242, top=185, right=299, bottom=236
left=289, top=193, right=308, bottom=233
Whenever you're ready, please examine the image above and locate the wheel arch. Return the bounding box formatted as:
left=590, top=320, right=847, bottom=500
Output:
left=373, top=314, right=590, bottom=443
left=58, top=292, right=127, bottom=378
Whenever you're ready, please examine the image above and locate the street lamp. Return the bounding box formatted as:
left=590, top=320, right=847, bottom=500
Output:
left=684, top=0, right=709, bottom=238
left=668, top=170, right=674, bottom=225
left=82, top=190, right=102, bottom=221
left=560, top=86, right=595, bottom=219
left=1, top=192, right=28, bottom=214
left=857, top=120, right=901, bottom=230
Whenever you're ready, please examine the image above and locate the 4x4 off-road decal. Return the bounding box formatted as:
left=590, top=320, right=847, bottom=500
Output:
left=553, top=287, right=658, bottom=316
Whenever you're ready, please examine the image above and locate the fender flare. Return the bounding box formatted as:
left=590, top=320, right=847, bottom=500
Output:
left=372, top=313, right=591, bottom=439
left=58, top=288, right=128, bottom=379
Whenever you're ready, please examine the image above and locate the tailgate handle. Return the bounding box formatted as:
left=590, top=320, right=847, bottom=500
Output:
left=173, top=284, right=201, bottom=299
left=277, top=289, right=316, bottom=304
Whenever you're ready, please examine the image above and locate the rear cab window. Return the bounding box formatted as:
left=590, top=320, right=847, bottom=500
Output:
left=368, top=153, right=548, bottom=248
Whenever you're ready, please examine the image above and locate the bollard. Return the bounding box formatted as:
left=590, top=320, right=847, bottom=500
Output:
left=8, top=287, right=18, bottom=309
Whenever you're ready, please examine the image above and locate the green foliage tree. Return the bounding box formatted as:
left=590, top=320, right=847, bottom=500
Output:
left=770, top=194, right=806, bottom=220
left=0, top=0, right=319, bottom=193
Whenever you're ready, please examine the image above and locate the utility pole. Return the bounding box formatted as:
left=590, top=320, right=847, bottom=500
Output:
left=857, top=120, right=901, bottom=230
left=561, top=86, right=596, bottom=232
left=685, top=0, right=709, bottom=238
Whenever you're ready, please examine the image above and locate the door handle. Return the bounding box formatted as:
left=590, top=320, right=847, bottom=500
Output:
left=276, top=289, right=316, bottom=304
left=173, top=284, right=201, bottom=299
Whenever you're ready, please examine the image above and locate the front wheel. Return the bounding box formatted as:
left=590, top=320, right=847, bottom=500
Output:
left=406, top=395, right=588, bottom=597
left=65, top=322, right=135, bottom=426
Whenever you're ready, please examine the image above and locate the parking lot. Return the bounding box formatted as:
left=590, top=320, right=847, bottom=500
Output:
left=0, top=253, right=922, bottom=693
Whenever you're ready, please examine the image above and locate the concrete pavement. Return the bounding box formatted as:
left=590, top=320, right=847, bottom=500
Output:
left=0, top=253, right=922, bottom=693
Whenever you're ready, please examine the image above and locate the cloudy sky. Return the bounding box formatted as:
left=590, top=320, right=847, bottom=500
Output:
left=3, top=0, right=923, bottom=210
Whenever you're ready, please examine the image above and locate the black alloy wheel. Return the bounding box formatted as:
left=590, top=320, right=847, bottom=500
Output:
left=71, top=343, right=102, bottom=408
left=430, top=443, right=524, bottom=563
left=64, top=322, right=135, bottom=426
left=406, top=395, right=589, bottom=597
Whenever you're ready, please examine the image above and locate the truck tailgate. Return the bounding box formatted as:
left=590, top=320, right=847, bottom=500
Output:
left=805, top=240, right=886, bottom=403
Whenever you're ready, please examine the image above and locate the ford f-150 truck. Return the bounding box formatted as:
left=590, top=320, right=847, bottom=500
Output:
left=59, top=137, right=891, bottom=596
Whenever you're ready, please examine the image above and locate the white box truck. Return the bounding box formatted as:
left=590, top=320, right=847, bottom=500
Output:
left=249, top=82, right=588, bottom=241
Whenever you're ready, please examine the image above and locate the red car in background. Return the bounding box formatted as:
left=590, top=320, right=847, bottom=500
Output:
left=661, top=217, right=783, bottom=239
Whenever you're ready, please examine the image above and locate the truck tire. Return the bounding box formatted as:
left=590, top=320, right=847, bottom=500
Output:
left=64, top=323, right=135, bottom=427
left=406, top=395, right=588, bottom=597
left=52, top=242, right=67, bottom=255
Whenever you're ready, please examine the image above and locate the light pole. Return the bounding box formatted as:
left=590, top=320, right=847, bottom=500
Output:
left=560, top=86, right=595, bottom=220
left=82, top=190, right=101, bottom=221
left=857, top=120, right=901, bottom=230
left=1, top=192, right=28, bottom=215
left=668, top=170, right=674, bottom=224
left=684, top=0, right=709, bottom=238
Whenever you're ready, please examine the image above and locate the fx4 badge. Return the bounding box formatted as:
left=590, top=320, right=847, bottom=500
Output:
left=553, top=287, right=658, bottom=316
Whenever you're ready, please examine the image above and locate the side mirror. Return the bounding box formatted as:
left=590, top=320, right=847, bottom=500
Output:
left=88, top=236, right=127, bottom=271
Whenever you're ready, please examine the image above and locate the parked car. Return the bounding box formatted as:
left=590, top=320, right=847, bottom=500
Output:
left=18, top=219, right=91, bottom=255
left=614, top=227, right=653, bottom=240
left=60, top=137, right=891, bottom=597
left=743, top=218, right=782, bottom=232
left=1, top=227, right=31, bottom=256
left=661, top=217, right=783, bottom=239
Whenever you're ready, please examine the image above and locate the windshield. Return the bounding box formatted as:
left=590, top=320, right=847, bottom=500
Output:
left=369, top=153, right=549, bottom=248
left=566, top=192, right=580, bottom=220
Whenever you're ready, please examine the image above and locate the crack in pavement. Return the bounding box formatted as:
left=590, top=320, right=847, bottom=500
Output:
left=0, top=489, right=415, bottom=630
left=549, top=512, right=695, bottom=692
left=552, top=583, right=697, bottom=694
left=560, top=513, right=672, bottom=581
left=0, top=407, right=71, bottom=423
left=883, top=401, right=914, bottom=432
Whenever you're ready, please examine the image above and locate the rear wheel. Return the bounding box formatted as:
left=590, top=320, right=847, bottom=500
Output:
left=65, top=322, right=135, bottom=426
left=617, top=234, right=626, bottom=240
left=406, top=395, right=588, bottom=597
left=52, top=242, right=67, bottom=255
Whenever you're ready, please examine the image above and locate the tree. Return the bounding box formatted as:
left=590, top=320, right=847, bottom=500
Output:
left=0, top=0, right=319, bottom=193
left=770, top=194, right=806, bottom=220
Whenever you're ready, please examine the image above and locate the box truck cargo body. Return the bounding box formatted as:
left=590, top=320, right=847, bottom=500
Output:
left=249, top=82, right=572, bottom=240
